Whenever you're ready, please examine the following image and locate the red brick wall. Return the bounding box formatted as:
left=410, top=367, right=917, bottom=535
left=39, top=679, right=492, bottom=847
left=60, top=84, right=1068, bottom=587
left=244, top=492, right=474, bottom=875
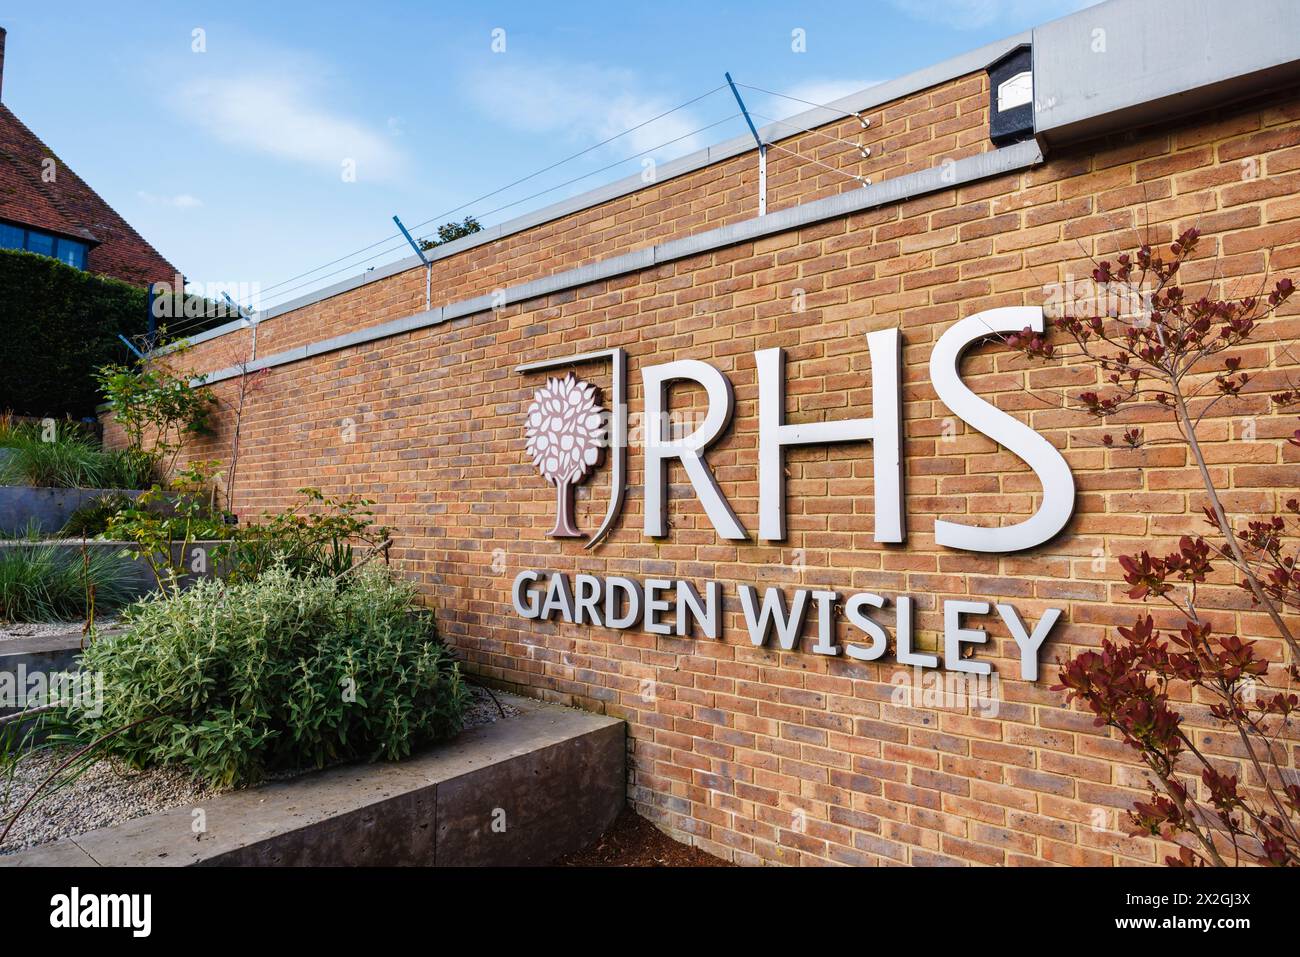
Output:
left=110, top=75, right=1300, bottom=866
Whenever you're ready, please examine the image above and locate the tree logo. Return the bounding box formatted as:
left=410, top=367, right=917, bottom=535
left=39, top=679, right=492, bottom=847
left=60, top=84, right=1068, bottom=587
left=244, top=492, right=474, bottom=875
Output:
left=525, top=373, right=607, bottom=537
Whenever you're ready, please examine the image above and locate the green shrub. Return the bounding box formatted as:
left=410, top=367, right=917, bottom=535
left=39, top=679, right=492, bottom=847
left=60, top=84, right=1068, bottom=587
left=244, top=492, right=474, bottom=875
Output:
left=0, top=415, right=95, bottom=448
left=0, top=422, right=155, bottom=491
left=99, top=448, right=157, bottom=490
left=418, top=215, right=483, bottom=251
left=58, top=492, right=137, bottom=538
left=0, top=518, right=45, bottom=542
left=0, top=542, right=132, bottom=622
left=94, top=356, right=216, bottom=472
left=106, top=463, right=231, bottom=591
left=71, top=566, right=469, bottom=786
left=0, top=251, right=235, bottom=419
left=109, top=508, right=230, bottom=544
left=219, top=488, right=390, bottom=582
left=0, top=250, right=147, bottom=419
left=0, top=432, right=105, bottom=487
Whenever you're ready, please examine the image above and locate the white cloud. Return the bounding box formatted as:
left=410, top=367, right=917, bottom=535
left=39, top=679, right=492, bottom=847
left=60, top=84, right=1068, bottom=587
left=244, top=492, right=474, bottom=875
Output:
left=137, top=191, right=204, bottom=209
left=173, top=72, right=407, bottom=181
left=463, top=60, right=710, bottom=162
left=887, top=0, right=1101, bottom=30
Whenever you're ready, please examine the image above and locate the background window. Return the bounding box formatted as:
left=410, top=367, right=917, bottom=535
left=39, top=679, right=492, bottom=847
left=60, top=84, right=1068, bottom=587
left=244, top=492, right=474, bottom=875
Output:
left=55, top=237, right=88, bottom=269
left=24, top=231, right=54, bottom=257
left=0, top=222, right=24, bottom=250
left=0, top=222, right=89, bottom=269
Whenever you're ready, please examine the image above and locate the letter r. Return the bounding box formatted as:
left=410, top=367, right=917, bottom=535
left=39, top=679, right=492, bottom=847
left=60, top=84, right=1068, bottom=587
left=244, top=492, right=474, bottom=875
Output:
left=642, top=359, right=746, bottom=539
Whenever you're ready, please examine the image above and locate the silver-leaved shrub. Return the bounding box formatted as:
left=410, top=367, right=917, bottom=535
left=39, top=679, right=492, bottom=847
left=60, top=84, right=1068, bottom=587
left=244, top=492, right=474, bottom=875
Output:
left=70, top=565, right=470, bottom=787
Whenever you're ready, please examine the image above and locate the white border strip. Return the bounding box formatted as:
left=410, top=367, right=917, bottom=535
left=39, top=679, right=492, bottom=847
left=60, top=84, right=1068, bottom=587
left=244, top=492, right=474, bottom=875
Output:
left=197, top=140, right=1043, bottom=385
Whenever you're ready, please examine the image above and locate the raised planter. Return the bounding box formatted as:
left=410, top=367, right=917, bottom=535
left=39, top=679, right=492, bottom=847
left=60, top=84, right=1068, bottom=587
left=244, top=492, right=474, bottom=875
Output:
left=0, top=486, right=145, bottom=537
left=0, top=539, right=230, bottom=602
left=0, top=631, right=91, bottom=718
left=0, top=627, right=128, bottom=742
left=0, top=541, right=227, bottom=725
left=0, top=692, right=625, bottom=866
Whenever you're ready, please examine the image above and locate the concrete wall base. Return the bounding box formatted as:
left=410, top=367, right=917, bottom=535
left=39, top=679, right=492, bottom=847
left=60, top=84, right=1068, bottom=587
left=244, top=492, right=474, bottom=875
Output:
left=0, top=487, right=145, bottom=537
left=0, top=692, right=625, bottom=867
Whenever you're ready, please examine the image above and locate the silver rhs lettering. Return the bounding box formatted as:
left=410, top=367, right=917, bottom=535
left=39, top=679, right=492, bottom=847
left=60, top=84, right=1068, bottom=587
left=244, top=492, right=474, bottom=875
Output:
left=512, top=570, right=542, bottom=618
left=929, top=307, right=1075, bottom=552
left=642, top=359, right=746, bottom=540
left=756, top=329, right=903, bottom=542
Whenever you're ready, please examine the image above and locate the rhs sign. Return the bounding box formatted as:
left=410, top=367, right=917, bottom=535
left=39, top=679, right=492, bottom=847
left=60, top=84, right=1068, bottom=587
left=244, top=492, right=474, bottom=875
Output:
left=512, top=307, right=1072, bottom=679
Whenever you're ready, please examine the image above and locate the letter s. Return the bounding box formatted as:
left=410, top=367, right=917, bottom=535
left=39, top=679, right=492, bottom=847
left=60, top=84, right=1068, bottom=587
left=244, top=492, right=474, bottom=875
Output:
left=929, top=307, right=1075, bottom=552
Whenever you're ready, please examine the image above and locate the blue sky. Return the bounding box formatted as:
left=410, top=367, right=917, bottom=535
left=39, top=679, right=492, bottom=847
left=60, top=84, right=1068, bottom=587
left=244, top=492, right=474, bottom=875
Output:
left=3, top=0, right=1094, bottom=311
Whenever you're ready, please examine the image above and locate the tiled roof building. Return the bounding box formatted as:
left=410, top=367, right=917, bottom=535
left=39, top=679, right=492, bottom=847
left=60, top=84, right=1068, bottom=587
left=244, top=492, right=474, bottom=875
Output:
left=0, top=26, right=177, bottom=287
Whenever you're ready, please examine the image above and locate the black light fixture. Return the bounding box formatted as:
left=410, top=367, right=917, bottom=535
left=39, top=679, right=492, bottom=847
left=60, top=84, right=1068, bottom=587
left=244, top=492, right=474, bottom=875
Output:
left=987, top=44, right=1034, bottom=145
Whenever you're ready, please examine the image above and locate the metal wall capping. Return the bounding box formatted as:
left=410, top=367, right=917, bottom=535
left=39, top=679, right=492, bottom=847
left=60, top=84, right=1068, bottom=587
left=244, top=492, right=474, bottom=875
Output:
left=1032, top=0, right=1300, bottom=145
left=197, top=140, right=1044, bottom=385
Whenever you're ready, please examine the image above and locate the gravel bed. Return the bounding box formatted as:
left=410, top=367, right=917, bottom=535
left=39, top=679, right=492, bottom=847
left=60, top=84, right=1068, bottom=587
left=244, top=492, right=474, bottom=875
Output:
left=463, top=681, right=519, bottom=727
left=0, top=684, right=518, bottom=855
left=0, top=750, right=221, bottom=854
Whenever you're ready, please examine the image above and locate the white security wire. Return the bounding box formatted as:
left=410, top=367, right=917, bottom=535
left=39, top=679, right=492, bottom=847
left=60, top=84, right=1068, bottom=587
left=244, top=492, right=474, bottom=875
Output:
left=251, top=85, right=730, bottom=304
left=183, top=78, right=878, bottom=327
left=764, top=141, right=871, bottom=188
left=255, top=110, right=742, bottom=309
left=735, top=80, right=874, bottom=125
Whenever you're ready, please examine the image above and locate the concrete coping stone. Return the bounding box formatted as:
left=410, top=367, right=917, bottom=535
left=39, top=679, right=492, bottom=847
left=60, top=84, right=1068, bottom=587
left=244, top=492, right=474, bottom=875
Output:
left=0, top=624, right=129, bottom=658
